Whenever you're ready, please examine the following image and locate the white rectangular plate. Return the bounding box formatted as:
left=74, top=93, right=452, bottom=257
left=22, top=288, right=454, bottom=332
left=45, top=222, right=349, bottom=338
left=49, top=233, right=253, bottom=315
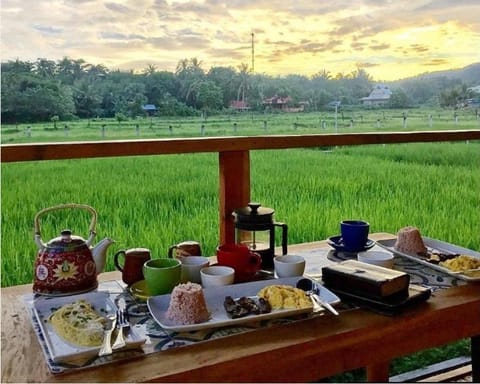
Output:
left=148, top=277, right=340, bottom=332
left=33, top=291, right=146, bottom=363
left=376, top=237, right=480, bottom=282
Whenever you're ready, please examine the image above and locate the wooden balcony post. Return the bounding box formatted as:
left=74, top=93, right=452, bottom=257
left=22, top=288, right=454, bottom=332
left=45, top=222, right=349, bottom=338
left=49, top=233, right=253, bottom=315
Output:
left=366, top=361, right=390, bottom=382
left=219, top=150, right=250, bottom=244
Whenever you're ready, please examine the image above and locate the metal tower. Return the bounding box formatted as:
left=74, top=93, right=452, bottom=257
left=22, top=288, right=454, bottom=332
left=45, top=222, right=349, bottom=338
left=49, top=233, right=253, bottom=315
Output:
left=251, top=32, right=255, bottom=74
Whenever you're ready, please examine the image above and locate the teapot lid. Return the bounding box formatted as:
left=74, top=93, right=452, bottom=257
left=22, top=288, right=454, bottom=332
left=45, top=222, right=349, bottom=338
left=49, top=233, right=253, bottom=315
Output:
left=46, top=229, right=88, bottom=249
left=233, top=202, right=274, bottom=225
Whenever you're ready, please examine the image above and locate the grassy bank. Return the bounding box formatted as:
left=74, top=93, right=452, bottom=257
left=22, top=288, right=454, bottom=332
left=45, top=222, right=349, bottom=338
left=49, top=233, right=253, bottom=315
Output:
left=2, top=107, right=479, bottom=143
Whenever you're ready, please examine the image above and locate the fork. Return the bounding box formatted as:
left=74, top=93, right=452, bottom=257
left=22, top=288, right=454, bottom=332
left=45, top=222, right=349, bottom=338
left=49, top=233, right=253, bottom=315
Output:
left=112, top=309, right=129, bottom=350
left=450, top=267, right=480, bottom=274
left=98, top=313, right=117, bottom=356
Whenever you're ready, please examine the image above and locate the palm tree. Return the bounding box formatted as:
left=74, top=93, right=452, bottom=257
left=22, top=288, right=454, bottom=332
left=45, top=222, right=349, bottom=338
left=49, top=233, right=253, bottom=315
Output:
left=85, top=64, right=109, bottom=79
left=143, top=64, right=157, bottom=76
left=35, top=58, right=56, bottom=78
left=312, top=69, right=332, bottom=81
left=236, top=63, right=250, bottom=102
left=57, top=57, right=87, bottom=84
left=175, top=58, right=205, bottom=106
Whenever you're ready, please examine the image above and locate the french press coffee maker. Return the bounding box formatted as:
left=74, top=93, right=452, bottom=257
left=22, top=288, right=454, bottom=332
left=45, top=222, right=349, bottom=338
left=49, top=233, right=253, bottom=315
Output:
left=232, top=202, right=288, bottom=269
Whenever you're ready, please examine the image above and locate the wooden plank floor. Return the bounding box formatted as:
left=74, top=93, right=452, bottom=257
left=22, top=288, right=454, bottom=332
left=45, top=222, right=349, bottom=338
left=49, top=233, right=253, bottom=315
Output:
left=420, top=365, right=472, bottom=382
left=390, top=357, right=472, bottom=383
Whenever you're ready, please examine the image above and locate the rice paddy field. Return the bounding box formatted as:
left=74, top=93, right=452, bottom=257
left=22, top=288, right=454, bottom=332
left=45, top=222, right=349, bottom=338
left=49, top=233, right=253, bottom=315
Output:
left=2, top=141, right=479, bottom=286
left=1, top=108, right=479, bottom=380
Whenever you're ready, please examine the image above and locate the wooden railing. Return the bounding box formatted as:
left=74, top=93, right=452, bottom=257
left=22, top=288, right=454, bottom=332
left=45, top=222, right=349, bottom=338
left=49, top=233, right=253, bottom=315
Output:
left=2, top=129, right=479, bottom=243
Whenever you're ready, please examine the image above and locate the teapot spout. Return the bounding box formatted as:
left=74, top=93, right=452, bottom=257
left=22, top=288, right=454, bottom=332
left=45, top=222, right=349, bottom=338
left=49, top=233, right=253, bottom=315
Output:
left=91, top=238, right=115, bottom=274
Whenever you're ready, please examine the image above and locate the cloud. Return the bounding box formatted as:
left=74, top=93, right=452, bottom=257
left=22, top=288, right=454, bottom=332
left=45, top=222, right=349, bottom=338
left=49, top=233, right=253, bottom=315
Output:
left=207, top=47, right=245, bottom=61
left=1, top=0, right=478, bottom=81
left=369, top=42, right=390, bottom=51
left=104, top=2, right=133, bottom=13
left=100, top=32, right=146, bottom=41
left=356, top=62, right=380, bottom=70
left=33, top=25, right=63, bottom=35
left=422, top=58, right=449, bottom=66
left=410, top=44, right=430, bottom=53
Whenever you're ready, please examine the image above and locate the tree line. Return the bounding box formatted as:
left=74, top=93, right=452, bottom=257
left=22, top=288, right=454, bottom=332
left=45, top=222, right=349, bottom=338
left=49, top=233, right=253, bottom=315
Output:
left=1, top=57, right=476, bottom=124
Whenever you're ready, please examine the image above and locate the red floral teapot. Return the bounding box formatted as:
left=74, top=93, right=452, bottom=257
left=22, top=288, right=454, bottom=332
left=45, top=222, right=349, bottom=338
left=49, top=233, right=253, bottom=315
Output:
left=33, top=203, right=114, bottom=296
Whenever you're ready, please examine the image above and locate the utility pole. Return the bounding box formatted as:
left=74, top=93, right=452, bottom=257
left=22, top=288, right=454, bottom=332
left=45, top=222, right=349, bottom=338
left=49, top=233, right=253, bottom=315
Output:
left=251, top=32, right=255, bottom=74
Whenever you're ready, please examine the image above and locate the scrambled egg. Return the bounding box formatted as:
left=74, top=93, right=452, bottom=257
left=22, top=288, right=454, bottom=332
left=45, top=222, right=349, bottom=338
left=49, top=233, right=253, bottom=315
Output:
left=440, top=255, right=480, bottom=272
left=257, top=285, right=312, bottom=310
left=49, top=300, right=106, bottom=347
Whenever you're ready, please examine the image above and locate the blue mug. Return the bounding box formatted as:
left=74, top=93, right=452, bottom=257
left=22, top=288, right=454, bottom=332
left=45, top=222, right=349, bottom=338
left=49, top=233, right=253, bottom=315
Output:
left=340, top=220, right=369, bottom=251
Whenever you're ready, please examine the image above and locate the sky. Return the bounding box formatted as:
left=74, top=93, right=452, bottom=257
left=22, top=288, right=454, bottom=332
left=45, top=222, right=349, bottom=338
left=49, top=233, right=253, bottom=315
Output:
left=1, top=0, right=479, bottom=81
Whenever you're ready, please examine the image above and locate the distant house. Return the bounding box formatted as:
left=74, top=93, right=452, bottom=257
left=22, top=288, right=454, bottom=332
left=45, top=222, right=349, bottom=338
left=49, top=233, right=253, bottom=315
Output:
left=361, top=84, right=392, bottom=106
left=229, top=100, right=250, bottom=111
left=142, top=104, right=157, bottom=115
left=468, top=85, right=480, bottom=94
left=263, top=95, right=306, bottom=112
left=326, top=100, right=341, bottom=110
left=464, top=86, right=480, bottom=108
left=263, top=95, right=292, bottom=110
left=465, top=99, right=480, bottom=108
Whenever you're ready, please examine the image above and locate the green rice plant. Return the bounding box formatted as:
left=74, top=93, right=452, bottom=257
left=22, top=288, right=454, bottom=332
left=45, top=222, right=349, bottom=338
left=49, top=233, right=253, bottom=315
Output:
left=251, top=143, right=479, bottom=249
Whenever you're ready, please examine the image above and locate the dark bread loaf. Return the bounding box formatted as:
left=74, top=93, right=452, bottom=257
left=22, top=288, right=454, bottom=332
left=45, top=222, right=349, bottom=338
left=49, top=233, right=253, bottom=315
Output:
left=322, top=260, right=410, bottom=300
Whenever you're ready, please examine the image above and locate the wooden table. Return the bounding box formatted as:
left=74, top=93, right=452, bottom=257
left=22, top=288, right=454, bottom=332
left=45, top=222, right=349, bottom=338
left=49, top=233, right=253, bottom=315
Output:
left=2, top=233, right=479, bottom=383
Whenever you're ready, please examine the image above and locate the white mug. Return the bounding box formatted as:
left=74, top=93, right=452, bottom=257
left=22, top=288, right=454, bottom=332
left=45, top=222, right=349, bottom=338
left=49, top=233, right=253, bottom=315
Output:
left=178, top=256, right=209, bottom=283
left=200, top=266, right=235, bottom=287
left=274, top=255, right=306, bottom=278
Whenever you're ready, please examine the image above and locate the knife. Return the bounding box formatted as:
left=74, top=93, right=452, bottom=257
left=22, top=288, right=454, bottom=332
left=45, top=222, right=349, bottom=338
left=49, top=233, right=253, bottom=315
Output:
left=313, top=284, right=339, bottom=316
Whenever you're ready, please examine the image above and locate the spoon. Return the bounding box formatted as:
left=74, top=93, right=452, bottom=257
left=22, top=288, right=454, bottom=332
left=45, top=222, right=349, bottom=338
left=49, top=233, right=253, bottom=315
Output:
left=296, top=278, right=339, bottom=316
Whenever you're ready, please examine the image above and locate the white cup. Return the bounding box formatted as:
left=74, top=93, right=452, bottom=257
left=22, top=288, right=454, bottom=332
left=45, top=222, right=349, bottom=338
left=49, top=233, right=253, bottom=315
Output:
left=200, top=266, right=235, bottom=287
left=357, top=251, right=394, bottom=269
left=274, top=255, right=306, bottom=278
left=178, top=256, right=210, bottom=283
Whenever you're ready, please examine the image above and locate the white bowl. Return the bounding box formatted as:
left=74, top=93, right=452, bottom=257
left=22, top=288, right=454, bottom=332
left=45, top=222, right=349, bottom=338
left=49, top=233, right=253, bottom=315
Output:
left=200, top=266, right=235, bottom=287
left=357, top=251, right=394, bottom=269
left=274, top=254, right=306, bottom=277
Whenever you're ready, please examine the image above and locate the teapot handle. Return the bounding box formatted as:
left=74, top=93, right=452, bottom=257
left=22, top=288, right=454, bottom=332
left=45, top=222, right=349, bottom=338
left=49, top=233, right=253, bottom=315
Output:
left=34, top=203, right=97, bottom=246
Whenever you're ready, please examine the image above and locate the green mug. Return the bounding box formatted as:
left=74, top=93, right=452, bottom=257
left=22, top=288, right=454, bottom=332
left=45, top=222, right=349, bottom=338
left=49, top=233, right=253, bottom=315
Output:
left=143, top=258, right=181, bottom=295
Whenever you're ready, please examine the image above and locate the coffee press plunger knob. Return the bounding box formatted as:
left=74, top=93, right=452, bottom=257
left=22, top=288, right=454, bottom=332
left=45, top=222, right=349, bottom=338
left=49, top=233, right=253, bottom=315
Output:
left=248, top=202, right=261, bottom=213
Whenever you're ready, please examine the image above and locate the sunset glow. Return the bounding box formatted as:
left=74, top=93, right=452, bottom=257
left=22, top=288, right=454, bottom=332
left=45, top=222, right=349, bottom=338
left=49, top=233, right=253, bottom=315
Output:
left=1, top=0, right=479, bottom=81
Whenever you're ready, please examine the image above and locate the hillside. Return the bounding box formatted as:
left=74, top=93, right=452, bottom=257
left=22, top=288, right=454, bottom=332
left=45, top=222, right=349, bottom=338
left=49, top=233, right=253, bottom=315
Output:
left=392, top=63, right=480, bottom=86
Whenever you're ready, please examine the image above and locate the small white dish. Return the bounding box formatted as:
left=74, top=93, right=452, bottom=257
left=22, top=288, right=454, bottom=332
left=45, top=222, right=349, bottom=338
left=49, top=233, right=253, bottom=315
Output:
left=200, top=265, right=235, bottom=287
left=274, top=255, right=306, bottom=277
left=32, top=291, right=146, bottom=363
left=357, top=251, right=394, bottom=269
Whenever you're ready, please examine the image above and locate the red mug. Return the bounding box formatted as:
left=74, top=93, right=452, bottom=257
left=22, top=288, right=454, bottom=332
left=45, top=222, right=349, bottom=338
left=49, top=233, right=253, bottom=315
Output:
left=114, top=247, right=151, bottom=286
left=216, top=243, right=262, bottom=282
